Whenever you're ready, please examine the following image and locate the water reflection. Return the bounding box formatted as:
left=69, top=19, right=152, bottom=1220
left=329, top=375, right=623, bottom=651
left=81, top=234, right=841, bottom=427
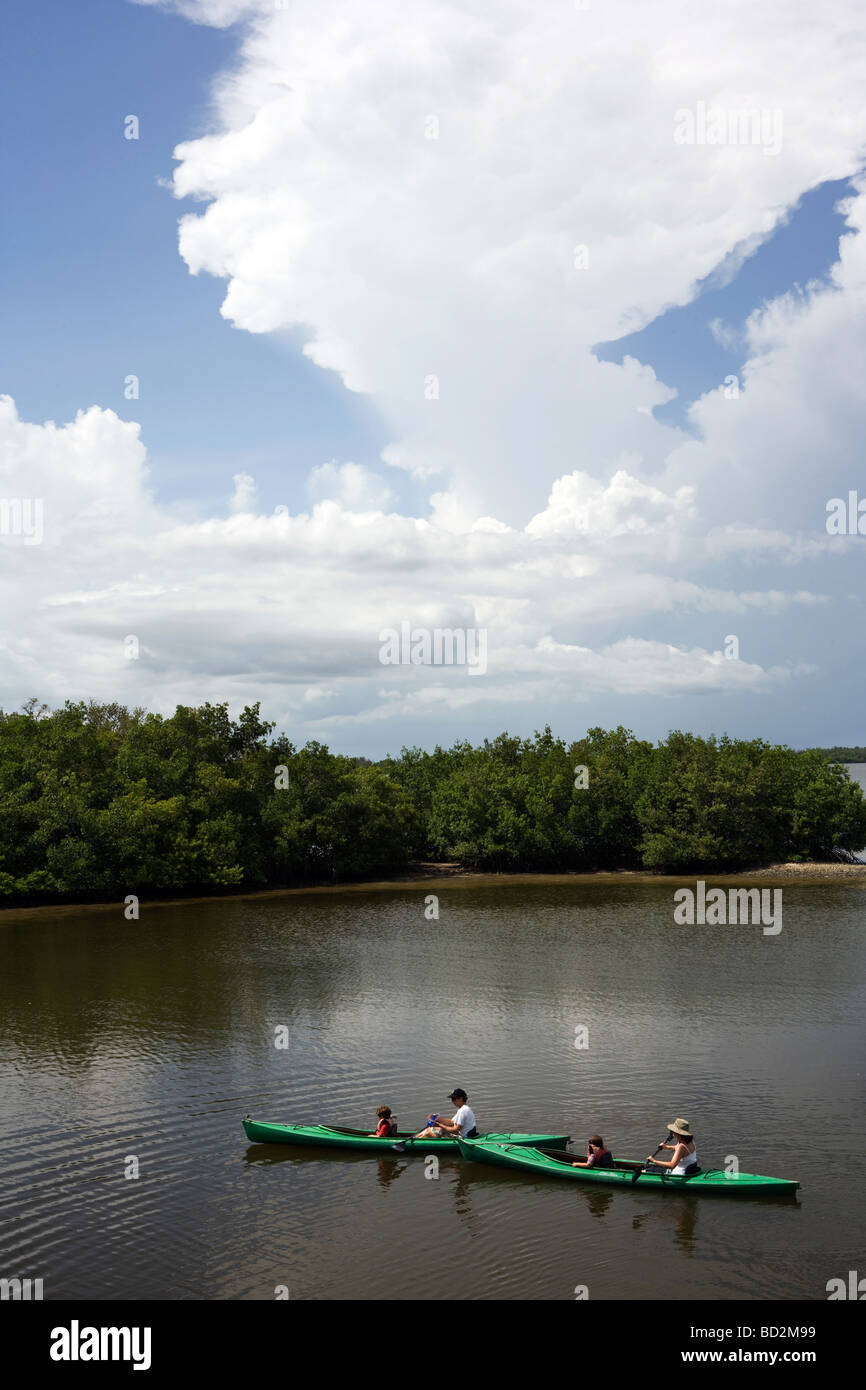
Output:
left=375, top=1158, right=409, bottom=1189
left=632, top=1197, right=700, bottom=1254
left=576, top=1186, right=616, bottom=1219
left=1, top=880, right=863, bottom=1299
left=243, top=1144, right=391, bottom=1170
left=447, top=1162, right=483, bottom=1234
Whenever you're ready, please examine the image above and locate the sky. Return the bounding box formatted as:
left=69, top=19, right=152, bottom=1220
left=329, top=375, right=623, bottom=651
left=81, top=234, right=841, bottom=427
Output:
left=1, top=0, right=865, bottom=756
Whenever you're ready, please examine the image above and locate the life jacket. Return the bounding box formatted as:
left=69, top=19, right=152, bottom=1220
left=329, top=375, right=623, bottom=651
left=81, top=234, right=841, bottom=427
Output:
left=589, top=1144, right=613, bottom=1168
left=376, top=1117, right=398, bottom=1137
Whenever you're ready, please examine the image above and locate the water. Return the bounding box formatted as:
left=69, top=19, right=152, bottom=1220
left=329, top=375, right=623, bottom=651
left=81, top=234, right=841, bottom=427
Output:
left=1, top=875, right=865, bottom=1301
left=844, top=762, right=866, bottom=791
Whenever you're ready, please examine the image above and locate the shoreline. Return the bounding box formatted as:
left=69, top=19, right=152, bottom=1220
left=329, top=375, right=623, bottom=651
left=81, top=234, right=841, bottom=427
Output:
left=1, top=859, right=865, bottom=921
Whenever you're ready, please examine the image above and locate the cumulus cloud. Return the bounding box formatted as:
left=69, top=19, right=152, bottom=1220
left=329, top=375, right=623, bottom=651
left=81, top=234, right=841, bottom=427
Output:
left=229, top=470, right=258, bottom=512
left=163, top=0, right=866, bottom=530
left=5, top=1, right=866, bottom=748
left=526, top=469, right=695, bottom=541
left=662, top=179, right=866, bottom=532
left=0, top=391, right=827, bottom=740
left=308, top=461, right=393, bottom=511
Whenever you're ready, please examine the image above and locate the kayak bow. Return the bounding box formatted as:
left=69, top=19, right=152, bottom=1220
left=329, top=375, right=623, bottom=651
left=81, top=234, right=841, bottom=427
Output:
left=457, top=1137, right=799, bottom=1195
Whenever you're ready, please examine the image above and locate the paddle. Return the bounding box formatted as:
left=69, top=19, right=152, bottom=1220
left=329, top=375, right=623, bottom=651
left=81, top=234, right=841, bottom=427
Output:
left=392, top=1113, right=440, bottom=1151
left=391, top=1132, right=449, bottom=1153
left=631, top=1133, right=671, bottom=1184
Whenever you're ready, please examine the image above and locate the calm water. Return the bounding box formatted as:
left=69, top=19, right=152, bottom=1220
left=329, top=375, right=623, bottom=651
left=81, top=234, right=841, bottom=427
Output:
left=1, top=875, right=865, bottom=1301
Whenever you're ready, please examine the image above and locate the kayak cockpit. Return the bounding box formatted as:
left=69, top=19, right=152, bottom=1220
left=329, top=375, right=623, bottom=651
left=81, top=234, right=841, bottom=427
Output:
left=535, top=1148, right=673, bottom=1175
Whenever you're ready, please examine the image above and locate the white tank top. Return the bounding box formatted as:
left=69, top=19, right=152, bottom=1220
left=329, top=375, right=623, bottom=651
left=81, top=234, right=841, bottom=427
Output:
left=673, top=1144, right=697, bottom=1175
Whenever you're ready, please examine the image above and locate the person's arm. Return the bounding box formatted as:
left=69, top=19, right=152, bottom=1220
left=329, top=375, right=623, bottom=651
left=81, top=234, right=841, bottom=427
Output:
left=646, top=1143, right=686, bottom=1170
left=436, top=1119, right=461, bottom=1134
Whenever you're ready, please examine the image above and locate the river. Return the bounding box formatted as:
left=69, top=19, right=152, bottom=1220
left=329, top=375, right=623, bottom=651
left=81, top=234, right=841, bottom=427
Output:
left=1, top=869, right=865, bottom=1300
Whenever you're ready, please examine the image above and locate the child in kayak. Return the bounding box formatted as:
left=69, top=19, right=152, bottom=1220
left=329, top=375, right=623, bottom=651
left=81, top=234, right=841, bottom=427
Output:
left=646, top=1118, right=699, bottom=1173
left=572, top=1134, right=613, bottom=1168
left=369, top=1105, right=398, bottom=1138
left=414, top=1088, right=478, bottom=1139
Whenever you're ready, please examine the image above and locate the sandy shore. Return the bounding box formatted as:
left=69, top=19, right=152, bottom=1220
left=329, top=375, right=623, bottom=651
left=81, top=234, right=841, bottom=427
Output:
left=747, top=860, right=866, bottom=880
left=1, top=858, right=864, bottom=920
left=403, top=859, right=866, bottom=883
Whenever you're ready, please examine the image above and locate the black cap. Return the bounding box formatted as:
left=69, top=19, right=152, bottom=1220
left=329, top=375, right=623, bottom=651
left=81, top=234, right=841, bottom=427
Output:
left=448, top=1088, right=467, bottom=1101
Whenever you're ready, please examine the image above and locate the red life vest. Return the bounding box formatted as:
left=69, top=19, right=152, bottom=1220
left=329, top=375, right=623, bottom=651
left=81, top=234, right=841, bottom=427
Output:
left=588, top=1143, right=613, bottom=1168
left=376, top=1117, right=398, bottom=1137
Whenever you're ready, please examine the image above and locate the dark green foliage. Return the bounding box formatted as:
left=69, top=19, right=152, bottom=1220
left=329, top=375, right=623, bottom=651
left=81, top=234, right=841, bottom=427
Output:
left=384, top=725, right=866, bottom=873
left=0, top=703, right=864, bottom=902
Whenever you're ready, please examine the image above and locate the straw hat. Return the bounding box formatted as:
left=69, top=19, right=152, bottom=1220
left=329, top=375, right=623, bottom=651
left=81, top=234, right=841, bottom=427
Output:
left=667, top=1118, right=693, bottom=1136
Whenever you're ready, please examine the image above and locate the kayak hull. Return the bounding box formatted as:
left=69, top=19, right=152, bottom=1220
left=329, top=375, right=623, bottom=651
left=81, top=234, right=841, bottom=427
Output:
left=243, top=1119, right=570, bottom=1153
left=457, top=1138, right=799, bottom=1195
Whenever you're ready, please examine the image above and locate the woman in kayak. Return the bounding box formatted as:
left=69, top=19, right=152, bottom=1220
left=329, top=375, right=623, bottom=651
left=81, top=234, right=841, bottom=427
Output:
left=572, top=1134, right=613, bottom=1169
left=414, top=1088, right=478, bottom=1139
left=647, top=1118, right=698, bottom=1173
left=369, top=1105, right=398, bottom=1138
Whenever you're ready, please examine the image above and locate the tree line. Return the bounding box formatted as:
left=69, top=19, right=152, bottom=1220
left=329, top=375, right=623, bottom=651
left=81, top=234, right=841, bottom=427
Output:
left=814, top=746, right=866, bottom=763
left=0, top=700, right=864, bottom=903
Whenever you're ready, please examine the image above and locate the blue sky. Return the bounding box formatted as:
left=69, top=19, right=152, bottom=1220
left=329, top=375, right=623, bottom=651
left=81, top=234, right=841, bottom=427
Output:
left=1, top=0, right=864, bottom=755
left=595, top=179, right=854, bottom=429
left=0, top=0, right=391, bottom=517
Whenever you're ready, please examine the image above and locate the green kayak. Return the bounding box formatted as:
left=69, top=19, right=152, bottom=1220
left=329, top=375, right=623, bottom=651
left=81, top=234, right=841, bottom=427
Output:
left=457, top=1138, right=799, bottom=1196
left=243, top=1118, right=570, bottom=1154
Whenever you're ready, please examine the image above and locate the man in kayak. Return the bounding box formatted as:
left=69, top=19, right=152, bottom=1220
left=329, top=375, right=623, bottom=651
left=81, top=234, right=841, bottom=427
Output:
left=571, top=1133, right=613, bottom=1169
left=369, top=1105, right=398, bottom=1138
left=414, top=1088, right=478, bottom=1139
left=646, top=1118, right=699, bottom=1173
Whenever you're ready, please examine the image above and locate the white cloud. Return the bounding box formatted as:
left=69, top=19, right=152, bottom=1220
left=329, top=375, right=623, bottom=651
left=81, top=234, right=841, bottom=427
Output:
left=526, top=468, right=695, bottom=541
left=663, top=176, right=866, bottom=531
left=6, top=1, right=866, bottom=747
left=0, top=392, right=826, bottom=738
left=308, top=461, right=393, bottom=511
left=163, top=0, right=866, bottom=528
left=229, top=470, right=258, bottom=512
left=708, top=317, right=742, bottom=352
